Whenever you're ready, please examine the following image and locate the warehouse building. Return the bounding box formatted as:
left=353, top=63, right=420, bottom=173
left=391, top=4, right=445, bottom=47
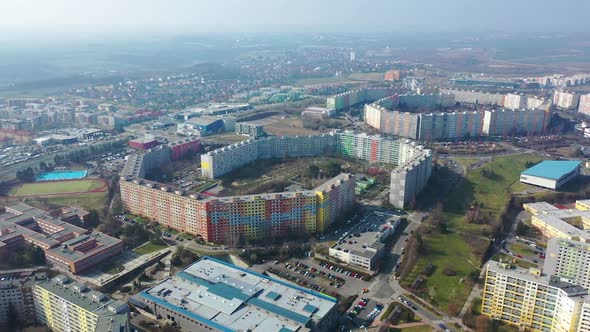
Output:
left=137, top=256, right=338, bottom=332
left=177, top=116, right=224, bottom=136
left=520, top=160, right=581, bottom=190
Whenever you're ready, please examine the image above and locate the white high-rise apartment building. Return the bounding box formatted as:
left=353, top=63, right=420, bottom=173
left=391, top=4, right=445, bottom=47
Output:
left=482, top=261, right=589, bottom=332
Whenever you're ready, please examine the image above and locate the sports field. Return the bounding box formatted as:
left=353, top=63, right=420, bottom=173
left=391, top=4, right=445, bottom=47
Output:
left=9, top=179, right=106, bottom=196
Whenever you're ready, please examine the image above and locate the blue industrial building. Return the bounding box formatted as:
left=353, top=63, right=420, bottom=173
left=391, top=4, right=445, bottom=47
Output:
left=520, top=160, right=581, bottom=190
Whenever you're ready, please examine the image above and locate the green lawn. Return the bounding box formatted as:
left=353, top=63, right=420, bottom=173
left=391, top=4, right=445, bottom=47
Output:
left=453, top=157, right=480, bottom=168
left=406, top=154, right=545, bottom=314
left=133, top=242, right=168, bottom=255
left=22, top=192, right=107, bottom=211
left=178, top=233, right=195, bottom=240
left=509, top=242, right=535, bottom=256
left=10, top=179, right=104, bottom=196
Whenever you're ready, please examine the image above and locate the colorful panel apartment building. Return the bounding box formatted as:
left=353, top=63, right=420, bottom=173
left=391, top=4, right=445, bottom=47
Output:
left=120, top=174, right=355, bottom=244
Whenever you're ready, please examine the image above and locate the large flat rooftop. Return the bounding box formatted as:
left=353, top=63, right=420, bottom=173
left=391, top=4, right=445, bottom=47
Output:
left=331, top=218, right=395, bottom=259
left=521, top=160, right=581, bottom=180
left=524, top=200, right=590, bottom=242
left=140, top=256, right=337, bottom=332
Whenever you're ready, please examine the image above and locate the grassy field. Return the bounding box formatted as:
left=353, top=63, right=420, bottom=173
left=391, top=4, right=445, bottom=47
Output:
left=405, top=154, right=545, bottom=314
left=10, top=179, right=104, bottom=196
left=453, top=157, right=480, bottom=168
left=348, top=72, right=385, bottom=81
left=133, top=242, right=168, bottom=255
left=509, top=242, right=535, bottom=256
left=263, top=117, right=318, bottom=136
left=19, top=192, right=107, bottom=211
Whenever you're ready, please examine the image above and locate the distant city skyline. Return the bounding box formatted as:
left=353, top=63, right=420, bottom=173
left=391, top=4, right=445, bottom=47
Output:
left=0, top=0, right=589, bottom=40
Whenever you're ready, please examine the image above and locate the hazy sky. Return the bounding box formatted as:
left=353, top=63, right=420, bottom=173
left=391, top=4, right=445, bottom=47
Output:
left=0, top=0, right=589, bottom=38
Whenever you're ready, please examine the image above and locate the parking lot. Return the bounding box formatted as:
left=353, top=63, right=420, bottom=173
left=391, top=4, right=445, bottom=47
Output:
left=341, top=296, right=385, bottom=329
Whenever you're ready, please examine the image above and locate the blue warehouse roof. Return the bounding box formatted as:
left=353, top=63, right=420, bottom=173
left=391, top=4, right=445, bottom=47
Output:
left=521, top=160, right=581, bottom=180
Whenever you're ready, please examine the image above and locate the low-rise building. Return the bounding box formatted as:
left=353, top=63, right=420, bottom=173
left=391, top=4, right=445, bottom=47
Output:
left=524, top=200, right=590, bottom=242
left=34, top=275, right=128, bottom=332
left=329, top=219, right=399, bottom=271
left=33, top=134, right=78, bottom=146
left=520, top=160, right=581, bottom=190
left=302, top=107, right=335, bottom=119
left=136, top=256, right=338, bottom=332
left=0, top=203, right=123, bottom=274
left=177, top=116, right=224, bottom=136
left=235, top=122, right=265, bottom=137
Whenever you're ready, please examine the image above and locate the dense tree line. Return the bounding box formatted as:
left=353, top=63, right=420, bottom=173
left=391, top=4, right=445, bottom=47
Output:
left=85, top=210, right=101, bottom=229
left=1, top=243, right=46, bottom=269
left=171, top=245, right=199, bottom=267
left=16, top=167, right=35, bottom=182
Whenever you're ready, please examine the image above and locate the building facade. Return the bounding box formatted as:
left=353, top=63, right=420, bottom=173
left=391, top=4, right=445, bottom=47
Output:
left=170, top=138, right=201, bottom=161
left=326, top=87, right=397, bottom=112
left=439, top=88, right=505, bottom=106
left=553, top=91, right=580, bottom=110
left=33, top=275, right=128, bottom=332
left=545, top=238, right=590, bottom=290
left=0, top=270, right=46, bottom=327
left=503, top=93, right=527, bottom=110
left=482, top=261, right=589, bottom=332
left=578, top=94, right=590, bottom=116
left=364, top=91, right=549, bottom=140
left=235, top=122, right=265, bottom=137
left=121, top=174, right=355, bottom=244
left=482, top=108, right=549, bottom=136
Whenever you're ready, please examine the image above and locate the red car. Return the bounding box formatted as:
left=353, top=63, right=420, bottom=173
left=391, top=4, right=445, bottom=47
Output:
left=516, top=254, right=523, bottom=258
